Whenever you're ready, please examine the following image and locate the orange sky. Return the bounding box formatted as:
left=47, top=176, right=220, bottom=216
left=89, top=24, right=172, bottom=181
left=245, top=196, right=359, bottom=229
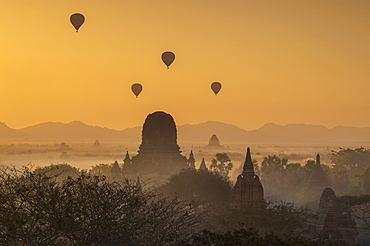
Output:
left=0, top=0, right=369, bottom=130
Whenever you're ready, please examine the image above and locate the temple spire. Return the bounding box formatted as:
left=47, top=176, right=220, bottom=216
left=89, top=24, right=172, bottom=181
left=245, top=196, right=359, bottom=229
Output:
left=199, top=158, right=208, bottom=171
left=123, top=151, right=131, bottom=166
left=242, top=147, right=255, bottom=177
left=316, top=153, right=321, bottom=166
left=187, top=150, right=196, bottom=169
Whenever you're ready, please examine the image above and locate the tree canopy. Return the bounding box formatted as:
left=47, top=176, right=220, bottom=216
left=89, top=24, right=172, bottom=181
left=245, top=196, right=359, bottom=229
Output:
left=156, top=168, right=233, bottom=205
left=0, top=165, right=203, bottom=245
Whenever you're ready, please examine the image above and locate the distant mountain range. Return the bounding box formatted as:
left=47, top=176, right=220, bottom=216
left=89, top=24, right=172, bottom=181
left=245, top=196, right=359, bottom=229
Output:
left=1, top=121, right=370, bottom=144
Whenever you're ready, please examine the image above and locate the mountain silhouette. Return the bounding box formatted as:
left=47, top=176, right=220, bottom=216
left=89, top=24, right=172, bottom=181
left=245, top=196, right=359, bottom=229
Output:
left=0, top=122, right=32, bottom=140
left=18, top=121, right=141, bottom=142
left=1, top=121, right=370, bottom=143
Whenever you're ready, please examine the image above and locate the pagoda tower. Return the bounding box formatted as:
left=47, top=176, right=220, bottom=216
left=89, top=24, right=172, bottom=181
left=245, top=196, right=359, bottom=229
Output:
left=123, top=151, right=131, bottom=166
left=308, top=154, right=330, bottom=188
left=306, top=154, right=330, bottom=201
left=187, top=150, right=196, bottom=169
left=233, top=148, right=264, bottom=204
left=318, top=201, right=343, bottom=240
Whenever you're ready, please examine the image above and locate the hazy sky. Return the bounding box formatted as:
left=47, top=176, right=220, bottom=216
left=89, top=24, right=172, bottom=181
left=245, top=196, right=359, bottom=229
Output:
left=1, top=0, right=369, bottom=130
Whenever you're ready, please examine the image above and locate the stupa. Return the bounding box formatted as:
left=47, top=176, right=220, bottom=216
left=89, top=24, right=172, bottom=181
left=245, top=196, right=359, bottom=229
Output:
left=233, top=148, right=264, bottom=204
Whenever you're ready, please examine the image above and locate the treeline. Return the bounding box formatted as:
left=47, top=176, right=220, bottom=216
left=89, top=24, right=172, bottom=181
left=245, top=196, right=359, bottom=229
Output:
left=0, top=165, right=348, bottom=245
left=247, top=147, right=370, bottom=202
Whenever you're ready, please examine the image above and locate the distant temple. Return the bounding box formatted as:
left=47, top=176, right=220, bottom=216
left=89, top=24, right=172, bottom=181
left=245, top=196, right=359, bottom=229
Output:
left=233, top=148, right=264, bottom=204
left=119, top=111, right=187, bottom=180
left=198, top=158, right=208, bottom=171
left=187, top=150, right=196, bottom=169
left=205, top=134, right=223, bottom=149
left=306, top=154, right=330, bottom=200
left=92, top=139, right=101, bottom=147
left=58, top=142, right=72, bottom=151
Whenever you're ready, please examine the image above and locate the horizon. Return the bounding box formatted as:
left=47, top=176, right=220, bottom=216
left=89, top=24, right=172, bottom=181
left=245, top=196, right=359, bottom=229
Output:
left=2, top=118, right=370, bottom=132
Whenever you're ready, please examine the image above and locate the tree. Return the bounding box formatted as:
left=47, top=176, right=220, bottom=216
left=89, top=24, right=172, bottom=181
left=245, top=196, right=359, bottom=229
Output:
left=331, top=168, right=350, bottom=193
left=33, top=163, right=80, bottom=182
left=210, top=153, right=233, bottom=177
left=208, top=199, right=318, bottom=237
left=260, top=155, right=287, bottom=199
left=177, top=228, right=346, bottom=246
left=331, top=147, right=370, bottom=175
left=0, top=165, right=204, bottom=245
left=363, top=167, right=370, bottom=194
left=336, top=195, right=370, bottom=236
left=156, top=168, right=233, bottom=205
left=89, top=162, right=114, bottom=178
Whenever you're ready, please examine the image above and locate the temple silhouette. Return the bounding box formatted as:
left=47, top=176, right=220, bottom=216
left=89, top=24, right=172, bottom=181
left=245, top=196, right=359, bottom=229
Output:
left=116, top=111, right=188, bottom=181
left=233, top=148, right=264, bottom=204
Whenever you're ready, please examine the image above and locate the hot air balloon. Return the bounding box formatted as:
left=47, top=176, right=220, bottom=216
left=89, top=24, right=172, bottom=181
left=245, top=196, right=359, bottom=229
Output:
left=70, top=13, right=85, bottom=32
left=131, top=83, right=143, bottom=98
left=161, top=51, right=175, bottom=69
left=211, top=82, right=222, bottom=96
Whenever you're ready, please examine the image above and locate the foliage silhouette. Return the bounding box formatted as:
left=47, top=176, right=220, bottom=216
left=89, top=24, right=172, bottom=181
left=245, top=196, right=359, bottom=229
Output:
left=0, top=165, right=204, bottom=245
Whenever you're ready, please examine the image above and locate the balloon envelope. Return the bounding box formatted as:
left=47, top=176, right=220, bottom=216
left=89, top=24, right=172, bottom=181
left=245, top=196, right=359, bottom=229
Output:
left=161, top=51, right=175, bottom=69
left=70, top=13, right=85, bottom=32
left=211, top=82, right=222, bottom=96
left=131, top=83, right=143, bottom=98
